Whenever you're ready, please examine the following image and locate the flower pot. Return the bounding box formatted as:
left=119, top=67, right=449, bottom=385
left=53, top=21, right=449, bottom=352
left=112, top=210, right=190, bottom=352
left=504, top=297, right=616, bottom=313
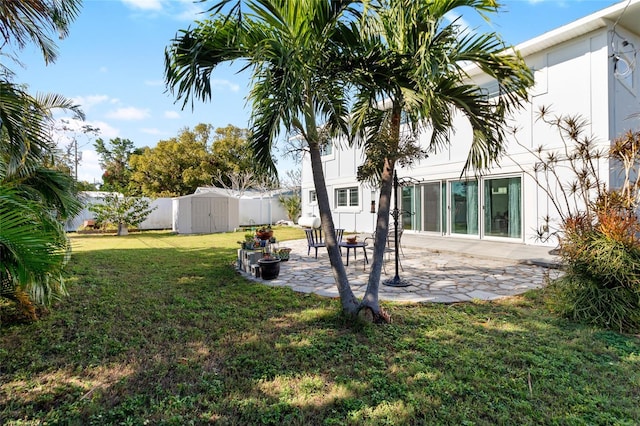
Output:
left=258, top=258, right=281, bottom=280
left=255, top=230, right=273, bottom=241
left=276, top=248, right=292, bottom=261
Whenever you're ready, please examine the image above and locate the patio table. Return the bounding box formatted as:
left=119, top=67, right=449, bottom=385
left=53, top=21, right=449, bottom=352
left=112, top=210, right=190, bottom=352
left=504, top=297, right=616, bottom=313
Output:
left=339, top=241, right=369, bottom=267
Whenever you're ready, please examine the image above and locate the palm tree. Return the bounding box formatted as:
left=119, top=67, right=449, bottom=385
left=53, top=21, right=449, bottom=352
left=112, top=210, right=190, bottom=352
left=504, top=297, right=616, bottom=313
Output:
left=166, top=0, right=363, bottom=315
left=165, top=0, right=533, bottom=322
left=348, top=0, right=533, bottom=319
left=0, top=84, right=84, bottom=317
left=1, top=0, right=84, bottom=316
left=0, top=0, right=81, bottom=67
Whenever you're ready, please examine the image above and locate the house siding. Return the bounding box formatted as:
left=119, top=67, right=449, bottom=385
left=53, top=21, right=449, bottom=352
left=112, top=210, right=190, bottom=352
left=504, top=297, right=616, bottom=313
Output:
left=301, top=3, right=640, bottom=247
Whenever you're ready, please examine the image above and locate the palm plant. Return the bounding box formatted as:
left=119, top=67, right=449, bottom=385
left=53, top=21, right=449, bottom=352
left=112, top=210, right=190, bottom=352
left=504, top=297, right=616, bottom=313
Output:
left=0, top=85, right=84, bottom=316
left=1, top=0, right=84, bottom=316
left=166, top=0, right=363, bottom=314
left=348, top=0, right=533, bottom=318
left=165, top=0, right=533, bottom=321
left=0, top=0, right=81, bottom=66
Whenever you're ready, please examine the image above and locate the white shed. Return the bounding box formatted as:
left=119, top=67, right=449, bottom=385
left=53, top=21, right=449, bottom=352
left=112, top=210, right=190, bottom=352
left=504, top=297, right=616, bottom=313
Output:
left=172, top=191, right=239, bottom=234
left=194, top=186, right=290, bottom=226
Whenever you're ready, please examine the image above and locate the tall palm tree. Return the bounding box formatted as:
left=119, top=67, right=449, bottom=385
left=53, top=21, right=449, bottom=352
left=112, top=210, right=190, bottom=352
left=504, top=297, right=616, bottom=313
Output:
left=166, top=0, right=533, bottom=322
left=349, top=0, right=533, bottom=319
left=166, top=0, right=363, bottom=315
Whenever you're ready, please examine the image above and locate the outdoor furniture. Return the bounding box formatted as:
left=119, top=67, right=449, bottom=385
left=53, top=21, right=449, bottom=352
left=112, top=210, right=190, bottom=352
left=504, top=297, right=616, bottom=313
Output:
left=304, top=228, right=344, bottom=258
left=365, top=227, right=404, bottom=273
left=338, top=240, right=369, bottom=268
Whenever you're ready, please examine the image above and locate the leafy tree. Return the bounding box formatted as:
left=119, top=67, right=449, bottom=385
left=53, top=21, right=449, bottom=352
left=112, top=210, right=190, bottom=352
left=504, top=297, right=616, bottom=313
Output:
left=89, top=194, right=156, bottom=236
left=211, top=125, right=253, bottom=173
left=165, top=0, right=531, bottom=321
left=129, top=124, right=217, bottom=196
left=94, top=137, right=140, bottom=194
left=210, top=124, right=273, bottom=190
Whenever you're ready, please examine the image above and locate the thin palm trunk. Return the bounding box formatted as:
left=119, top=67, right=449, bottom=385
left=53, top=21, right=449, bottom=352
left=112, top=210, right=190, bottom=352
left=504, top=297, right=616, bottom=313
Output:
left=309, top=144, right=359, bottom=313
left=362, top=103, right=401, bottom=318
left=302, top=90, right=359, bottom=313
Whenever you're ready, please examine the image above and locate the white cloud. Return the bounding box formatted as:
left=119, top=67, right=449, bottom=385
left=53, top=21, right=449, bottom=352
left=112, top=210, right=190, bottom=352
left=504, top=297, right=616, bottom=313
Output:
left=141, top=128, right=163, bottom=135
left=120, top=0, right=204, bottom=21
left=72, top=94, right=110, bottom=111
left=121, top=0, right=163, bottom=11
left=164, top=111, right=180, bottom=119
left=173, top=1, right=205, bottom=21
left=212, top=79, right=240, bottom=92
left=77, top=150, right=104, bottom=184
left=91, top=121, right=121, bottom=139
left=106, top=107, right=151, bottom=121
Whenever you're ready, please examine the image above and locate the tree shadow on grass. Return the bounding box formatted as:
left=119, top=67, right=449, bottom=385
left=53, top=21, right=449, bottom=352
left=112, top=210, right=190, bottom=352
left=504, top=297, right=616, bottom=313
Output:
left=1, top=242, right=639, bottom=425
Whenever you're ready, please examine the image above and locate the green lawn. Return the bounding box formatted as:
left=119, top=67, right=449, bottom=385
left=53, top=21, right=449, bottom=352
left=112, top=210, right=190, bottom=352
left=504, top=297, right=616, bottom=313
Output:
left=1, top=230, right=639, bottom=425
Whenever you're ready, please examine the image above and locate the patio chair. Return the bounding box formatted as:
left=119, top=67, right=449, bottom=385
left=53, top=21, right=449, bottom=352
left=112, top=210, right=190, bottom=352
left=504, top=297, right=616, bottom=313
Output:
left=364, top=226, right=404, bottom=273
left=304, top=228, right=344, bottom=258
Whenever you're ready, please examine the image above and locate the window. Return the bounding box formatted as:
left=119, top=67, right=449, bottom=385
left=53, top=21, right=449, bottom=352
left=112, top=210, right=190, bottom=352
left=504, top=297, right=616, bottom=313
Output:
left=335, top=187, right=359, bottom=207
left=309, top=190, right=317, bottom=203
left=320, top=142, right=332, bottom=156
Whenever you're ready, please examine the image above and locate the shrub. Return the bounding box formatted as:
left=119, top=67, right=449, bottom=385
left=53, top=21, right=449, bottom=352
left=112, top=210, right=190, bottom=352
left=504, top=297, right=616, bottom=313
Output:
left=515, top=110, right=640, bottom=333
left=549, top=213, right=640, bottom=332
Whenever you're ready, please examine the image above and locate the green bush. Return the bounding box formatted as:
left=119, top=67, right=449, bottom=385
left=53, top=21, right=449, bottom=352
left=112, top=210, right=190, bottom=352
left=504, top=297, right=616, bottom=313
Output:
left=549, top=208, right=640, bottom=333
left=548, top=272, right=640, bottom=333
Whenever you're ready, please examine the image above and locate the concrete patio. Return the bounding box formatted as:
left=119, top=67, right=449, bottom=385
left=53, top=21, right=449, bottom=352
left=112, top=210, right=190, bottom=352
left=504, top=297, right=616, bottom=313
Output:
left=239, top=234, right=563, bottom=303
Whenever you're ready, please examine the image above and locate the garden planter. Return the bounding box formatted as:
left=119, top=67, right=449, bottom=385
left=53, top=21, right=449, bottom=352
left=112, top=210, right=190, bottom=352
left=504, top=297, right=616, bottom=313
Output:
left=258, top=258, right=281, bottom=280
left=255, top=230, right=273, bottom=241
left=276, top=248, right=292, bottom=261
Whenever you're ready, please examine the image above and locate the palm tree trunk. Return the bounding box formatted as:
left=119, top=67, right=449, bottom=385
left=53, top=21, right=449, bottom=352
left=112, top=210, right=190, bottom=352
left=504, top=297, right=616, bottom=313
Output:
left=308, top=145, right=360, bottom=315
left=361, top=101, right=402, bottom=322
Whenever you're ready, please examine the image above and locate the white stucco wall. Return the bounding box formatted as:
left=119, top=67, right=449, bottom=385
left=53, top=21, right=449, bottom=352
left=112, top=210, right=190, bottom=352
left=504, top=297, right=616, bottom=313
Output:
left=301, top=17, right=635, bottom=246
left=65, top=193, right=173, bottom=231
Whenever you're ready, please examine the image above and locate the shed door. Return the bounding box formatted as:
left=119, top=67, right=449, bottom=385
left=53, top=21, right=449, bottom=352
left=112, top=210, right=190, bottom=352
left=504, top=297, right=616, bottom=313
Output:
left=192, top=198, right=212, bottom=233
left=211, top=198, right=228, bottom=232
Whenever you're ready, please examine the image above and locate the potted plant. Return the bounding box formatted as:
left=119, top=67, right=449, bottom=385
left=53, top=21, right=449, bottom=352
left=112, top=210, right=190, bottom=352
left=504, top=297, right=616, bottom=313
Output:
left=275, top=247, right=292, bottom=261
left=239, top=233, right=256, bottom=250
left=258, top=252, right=281, bottom=280
left=255, top=225, right=273, bottom=241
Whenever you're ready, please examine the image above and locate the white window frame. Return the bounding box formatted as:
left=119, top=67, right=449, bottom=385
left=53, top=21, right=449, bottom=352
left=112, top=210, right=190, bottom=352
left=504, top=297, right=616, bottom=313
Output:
left=335, top=186, right=359, bottom=210
left=309, top=190, right=317, bottom=204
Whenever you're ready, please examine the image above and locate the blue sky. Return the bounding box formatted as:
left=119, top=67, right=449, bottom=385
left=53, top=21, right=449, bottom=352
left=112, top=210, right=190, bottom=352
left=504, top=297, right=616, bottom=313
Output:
left=12, top=0, right=621, bottom=184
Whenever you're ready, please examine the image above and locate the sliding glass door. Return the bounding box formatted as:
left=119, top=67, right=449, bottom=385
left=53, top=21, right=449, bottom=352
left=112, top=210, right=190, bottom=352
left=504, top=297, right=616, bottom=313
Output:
left=421, top=182, right=442, bottom=233
left=483, top=177, right=521, bottom=238
left=450, top=180, right=478, bottom=235
left=398, top=176, right=521, bottom=240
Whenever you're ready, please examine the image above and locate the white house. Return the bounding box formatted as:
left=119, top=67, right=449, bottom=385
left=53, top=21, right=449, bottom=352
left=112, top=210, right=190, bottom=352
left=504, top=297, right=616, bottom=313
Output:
left=300, top=0, right=640, bottom=247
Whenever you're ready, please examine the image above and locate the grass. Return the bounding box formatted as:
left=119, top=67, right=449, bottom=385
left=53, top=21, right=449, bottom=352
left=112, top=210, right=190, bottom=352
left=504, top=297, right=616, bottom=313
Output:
left=1, top=228, right=639, bottom=425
